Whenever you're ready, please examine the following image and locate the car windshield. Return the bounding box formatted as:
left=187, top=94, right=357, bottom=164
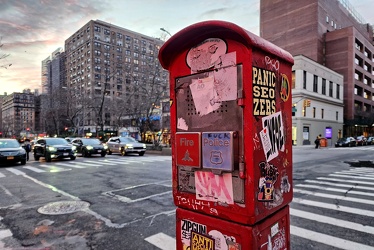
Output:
left=337, top=138, right=347, bottom=142
left=81, top=138, right=101, bottom=144
left=0, top=140, right=20, bottom=148
left=119, top=137, right=138, bottom=143
left=46, top=138, right=70, bottom=145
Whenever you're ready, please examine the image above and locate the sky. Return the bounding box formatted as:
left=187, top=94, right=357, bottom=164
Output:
left=0, top=0, right=373, bottom=95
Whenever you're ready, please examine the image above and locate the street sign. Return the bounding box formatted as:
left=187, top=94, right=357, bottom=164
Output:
left=175, top=132, right=201, bottom=168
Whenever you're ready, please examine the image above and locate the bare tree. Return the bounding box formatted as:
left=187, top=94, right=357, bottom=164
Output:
left=0, top=37, right=11, bottom=69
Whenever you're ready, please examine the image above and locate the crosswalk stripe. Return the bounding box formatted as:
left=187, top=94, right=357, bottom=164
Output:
left=38, top=165, right=71, bottom=172
left=0, top=172, right=5, bottom=178
left=295, top=184, right=374, bottom=197
left=290, top=225, right=374, bottom=250
left=346, top=168, right=374, bottom=173
left=291, top=208, right=374, bottom=235
left=294, top=188, right=374, bottom=205
left=73, top=162, right=97, bottom=167
left=304, top=180, right=374, bottom=191
left=101, top=160, right=128, bottom=164
left=293, top=198, right=374, bottom=217
left=84, top=160, right=116, bottom=166
left=329, top=173, right=374, bottom=180
left=54, top=163, right=86, bottom=168
left=5, top=168, right=25, bottom=175
left=334, top=172, right=374, bottom=177
left=22, top=166, right=46, bottom=173
left=144, top=233, right=176, bottom=250
left=317, top=177, right=374, bottom=186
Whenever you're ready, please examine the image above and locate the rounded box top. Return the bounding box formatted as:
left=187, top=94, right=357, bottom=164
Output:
left=158, top=20, right=293, bottom=70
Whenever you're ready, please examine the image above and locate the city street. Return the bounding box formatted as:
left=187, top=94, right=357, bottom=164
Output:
left=0, top=146, right=374, bottom=249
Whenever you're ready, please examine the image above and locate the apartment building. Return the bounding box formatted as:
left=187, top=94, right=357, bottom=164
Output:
left=292, top=55, right=344, bottom=145
left=1, top=91, right=35, bottom=138
left=260, top=0, right=374, bottom=137
left=64, top=20, right=168, bottom=138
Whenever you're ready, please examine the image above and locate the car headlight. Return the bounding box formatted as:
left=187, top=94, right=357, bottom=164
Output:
left=103, top=145, right=108, bottom=149
left=19, top=149, right=26, bottom=154
left=125, top=144, right=133, bottom=149
left=86, top=145, right=93, bottom=150
left=71, top=146, right=77, bottom=151
left=143, top=144, right=146, bottom=149
left=47, top=146, right=57, bottom=152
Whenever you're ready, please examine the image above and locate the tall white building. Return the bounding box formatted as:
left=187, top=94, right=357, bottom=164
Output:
left=292, top=55, right=344, bottom=146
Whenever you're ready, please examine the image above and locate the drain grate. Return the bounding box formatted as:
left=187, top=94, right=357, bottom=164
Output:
left=37, top=201, right=90, bottom=215
left=344, top=161, right=374, bottom=168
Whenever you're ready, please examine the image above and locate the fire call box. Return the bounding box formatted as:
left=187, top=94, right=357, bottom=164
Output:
left=159, top=20, right=293, bottom=227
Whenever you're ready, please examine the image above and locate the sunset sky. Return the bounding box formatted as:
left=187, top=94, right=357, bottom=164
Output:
left=0, top=0, right=373, bottom=95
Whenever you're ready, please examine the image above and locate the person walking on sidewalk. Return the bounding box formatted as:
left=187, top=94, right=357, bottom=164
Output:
left=315, top=134, right=321, bottom=149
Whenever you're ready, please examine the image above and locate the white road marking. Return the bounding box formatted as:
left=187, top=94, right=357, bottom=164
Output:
left=144, top=233, right=176, bottom=250
left=304, top=180, right=374, bottom=191
left=290, top=208, right=374, bottom=234
left=72, top=162, right=97, bottom=167
left=84, top=160, right=116, bottom=165
left=101, top=159, right=128, bottom=164
left=290, top=226, right=374, bottom=250
left=295, top=184, right=374, bottom=197
left=317, top=177, right=374, bottom=186
left=292, top=198, right=374, bottom=217
left=5, top=168, right=25, bottom=175
left=22, top=166, right=46, bottom=173
left=294, top=188, right=374, bottom=205
left=0, top=172, right=5, bottom=178
left=38, top=165, right=70, bottom=172
left=0, top=229, right=12, bottom=239
left=54, top=162, right=86, bottom=168
left=329, top=174, right=374, bottom=181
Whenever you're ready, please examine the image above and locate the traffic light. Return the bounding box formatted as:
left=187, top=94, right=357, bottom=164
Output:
left=303, top=99, right=311, bottom=107
left=26, top=128, right=30, bottom=131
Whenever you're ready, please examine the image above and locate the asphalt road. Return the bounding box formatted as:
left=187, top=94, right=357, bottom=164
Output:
left=0, top=145, right=373, bottom=249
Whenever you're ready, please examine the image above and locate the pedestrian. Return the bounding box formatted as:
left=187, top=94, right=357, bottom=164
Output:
left=24, top=139, right=31, bottom=161
left=315, top=134, right=321, bottom=149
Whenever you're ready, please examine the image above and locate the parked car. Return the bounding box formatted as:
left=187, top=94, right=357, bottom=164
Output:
left=367, top=137, right=374, bottom=145
left=106, top=137, right=146, bottom=156
left=71, top=138, right=107, bottom=157
left=335, top=137, right=357, bottom=147
left=0, top=139, right=27, bottom=165
left=33, top=138, right=77, bottom=162
left=355, top=136, right=368, bottom=146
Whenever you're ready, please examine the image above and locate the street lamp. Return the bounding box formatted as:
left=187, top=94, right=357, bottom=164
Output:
left=160, top=28, right=172, bottom=37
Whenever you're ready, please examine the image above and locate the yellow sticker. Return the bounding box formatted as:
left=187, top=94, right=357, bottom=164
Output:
left=190, top=231, right=215, bottom=250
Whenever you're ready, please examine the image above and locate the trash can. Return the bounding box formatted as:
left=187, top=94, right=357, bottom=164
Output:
left=320, top=138, right=327, bottom=147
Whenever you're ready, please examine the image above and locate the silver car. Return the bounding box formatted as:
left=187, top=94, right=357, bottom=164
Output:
left=106, top=137, right=146, bottom=156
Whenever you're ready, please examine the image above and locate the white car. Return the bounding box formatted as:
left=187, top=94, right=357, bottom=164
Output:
left=106, top=137, right=146, bottom=156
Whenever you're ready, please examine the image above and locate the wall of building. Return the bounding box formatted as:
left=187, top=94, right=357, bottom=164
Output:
left=292, top=55, right=344, bottom=146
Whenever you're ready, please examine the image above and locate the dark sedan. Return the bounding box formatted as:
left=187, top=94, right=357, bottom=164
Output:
left=0, top=139, right=27, bottom=165
left=335, top=137, right=357, bottom=147
left=71, top=138, right=107, bottom=157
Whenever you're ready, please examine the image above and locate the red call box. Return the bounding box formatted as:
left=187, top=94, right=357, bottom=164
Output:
left=175, top=132, right=201, bottom=168
left=159, top=20, right=293, bottom=249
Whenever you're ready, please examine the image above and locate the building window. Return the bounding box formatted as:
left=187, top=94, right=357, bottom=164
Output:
left=336, top=84, right=340, bottom=99
left=326, top=16, right=329, bottom=23
left=329, top=81, right=333, bottom=97
left=313, top=75, right=318, bottom=92
left=303, top=71, right=307, bottom=89
left=322, top=78, right=326, bottom=95
left=313, top=107, right=316, bottom=118
left=336, top=111, right=338, bottom=121
left=321, top=109, right=324, bottom=119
